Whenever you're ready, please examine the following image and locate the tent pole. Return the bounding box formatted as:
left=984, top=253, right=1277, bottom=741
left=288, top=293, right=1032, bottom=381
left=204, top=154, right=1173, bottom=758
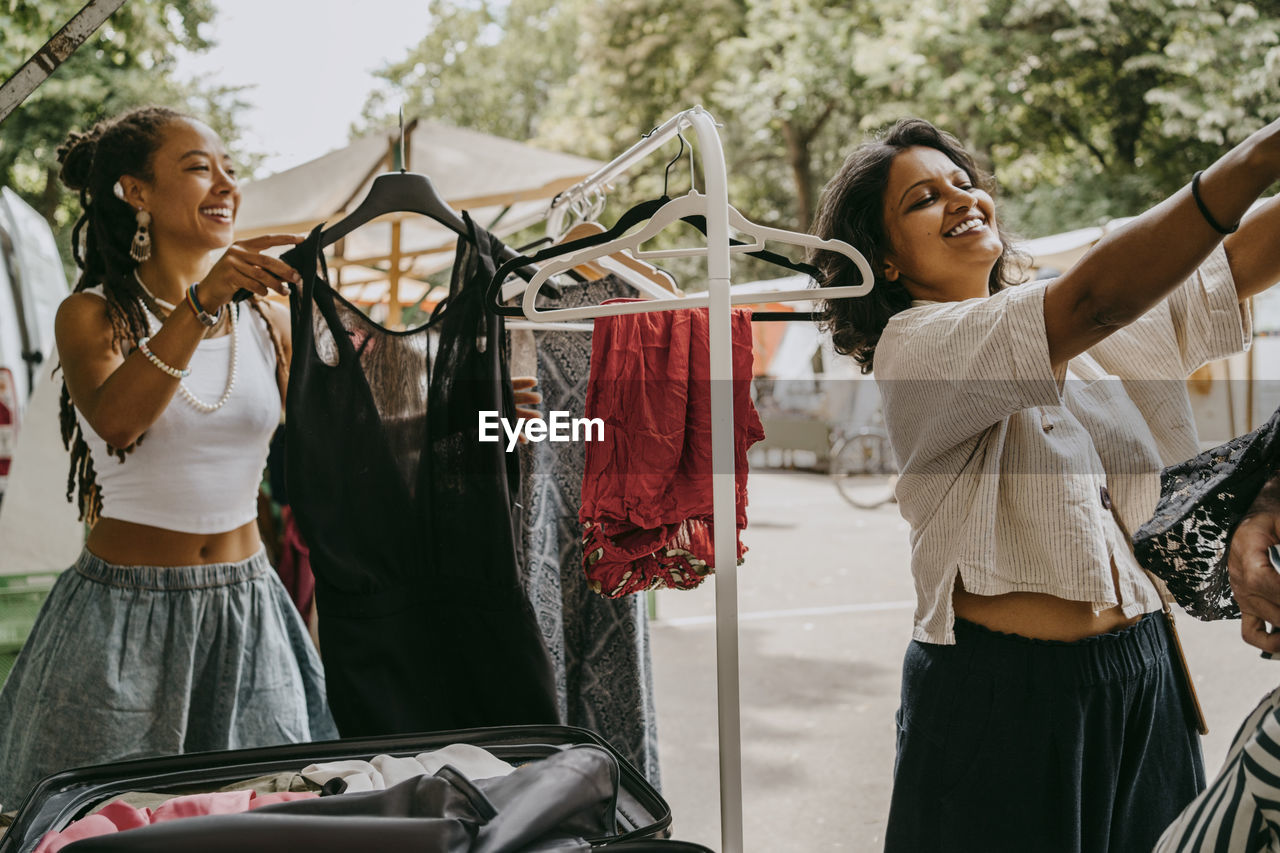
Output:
left=0, top=0, right=129, bottom=123
left=389, top=220, right=403, bottom=327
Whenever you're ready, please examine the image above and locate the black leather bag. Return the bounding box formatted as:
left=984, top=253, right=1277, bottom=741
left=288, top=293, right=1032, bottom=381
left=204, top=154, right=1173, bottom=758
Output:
left=1132, top=405, right=1280, bottom=620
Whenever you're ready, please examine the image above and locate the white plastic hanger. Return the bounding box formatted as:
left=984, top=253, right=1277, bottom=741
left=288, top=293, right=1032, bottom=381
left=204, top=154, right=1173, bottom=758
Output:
left=499, top=212, right=681, bottom=303
left=555, top=220, right=681, bottom=298
left=516, top=190, right=874, bottom=322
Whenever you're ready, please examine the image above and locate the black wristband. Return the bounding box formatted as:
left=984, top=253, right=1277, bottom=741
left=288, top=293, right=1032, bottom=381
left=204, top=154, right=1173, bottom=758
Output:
left=1191, top=170, right=1239, bottom=235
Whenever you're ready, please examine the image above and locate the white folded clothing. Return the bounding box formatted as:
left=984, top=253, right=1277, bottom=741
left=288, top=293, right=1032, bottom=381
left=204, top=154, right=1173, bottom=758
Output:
left=301, top=743, right=516, bottom=793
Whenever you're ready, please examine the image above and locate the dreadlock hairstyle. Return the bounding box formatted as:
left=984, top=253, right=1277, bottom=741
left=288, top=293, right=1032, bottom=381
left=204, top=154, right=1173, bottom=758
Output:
left=55, top=106, right=289, bottom=522
left=809, top=118, right=1029, bottom=374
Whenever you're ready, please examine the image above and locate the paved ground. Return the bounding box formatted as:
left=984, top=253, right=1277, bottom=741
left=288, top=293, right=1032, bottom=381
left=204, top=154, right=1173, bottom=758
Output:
left=647, top=469, right=1279, bottom=852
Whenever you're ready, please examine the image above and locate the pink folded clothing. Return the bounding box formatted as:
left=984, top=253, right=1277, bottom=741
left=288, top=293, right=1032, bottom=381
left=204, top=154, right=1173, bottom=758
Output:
left=34, top=790, right=319, bottom=852
left=580, top=303, right=764, bottom=598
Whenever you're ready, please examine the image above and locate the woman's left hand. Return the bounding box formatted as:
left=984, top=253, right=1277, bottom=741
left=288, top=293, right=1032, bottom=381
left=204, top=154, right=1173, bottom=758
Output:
left=512, top=376, right=541, bottom=422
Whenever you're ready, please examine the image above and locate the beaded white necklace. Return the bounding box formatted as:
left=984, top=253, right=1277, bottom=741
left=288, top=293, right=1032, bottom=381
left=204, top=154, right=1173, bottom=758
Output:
left=134, top=270, right=238, bottom=413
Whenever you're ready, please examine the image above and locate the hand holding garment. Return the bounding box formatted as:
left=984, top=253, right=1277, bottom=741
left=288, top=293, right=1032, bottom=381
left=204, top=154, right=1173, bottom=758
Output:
left=1133, top=404, right=1280, bottom=619
left=579, top=303, right=764, bottom=598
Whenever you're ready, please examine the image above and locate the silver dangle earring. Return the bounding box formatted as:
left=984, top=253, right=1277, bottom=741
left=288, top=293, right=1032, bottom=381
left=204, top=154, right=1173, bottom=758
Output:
left=130, top=209, right=151, bottom=263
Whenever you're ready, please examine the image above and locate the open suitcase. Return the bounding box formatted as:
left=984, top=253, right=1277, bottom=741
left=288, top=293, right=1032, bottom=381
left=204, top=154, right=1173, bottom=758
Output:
left=0, top=724, right=714, bottom=852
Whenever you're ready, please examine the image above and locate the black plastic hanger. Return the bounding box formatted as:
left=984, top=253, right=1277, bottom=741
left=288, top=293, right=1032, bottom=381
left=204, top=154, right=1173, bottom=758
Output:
left=320, top=109, right=539, bottom=285
left=320, top=171, right=464, bottom=247
left=325, top=109, right=469, bottom=247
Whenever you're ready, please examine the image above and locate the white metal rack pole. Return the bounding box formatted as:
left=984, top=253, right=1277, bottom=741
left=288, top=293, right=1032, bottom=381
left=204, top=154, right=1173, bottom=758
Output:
left=529, top=105, right=872, bottom=851
left=685, top=108, right=744, bottom=853
left=544, top=105, right=746, bottom=853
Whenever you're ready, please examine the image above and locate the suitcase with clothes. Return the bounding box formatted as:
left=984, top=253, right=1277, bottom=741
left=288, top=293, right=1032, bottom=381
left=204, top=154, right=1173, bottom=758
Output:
left=0, top=724, right=713, bottom=852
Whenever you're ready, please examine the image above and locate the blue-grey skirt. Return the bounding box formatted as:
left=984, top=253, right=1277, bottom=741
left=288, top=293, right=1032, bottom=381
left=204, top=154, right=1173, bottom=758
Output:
left=0, top=548, right=338, bottom=811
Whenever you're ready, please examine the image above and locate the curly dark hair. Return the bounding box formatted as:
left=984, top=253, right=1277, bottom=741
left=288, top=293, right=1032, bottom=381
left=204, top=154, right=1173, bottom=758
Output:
left=56, top=106, right=286, bottom=522
left=810, top=118, right=1028, bottom=373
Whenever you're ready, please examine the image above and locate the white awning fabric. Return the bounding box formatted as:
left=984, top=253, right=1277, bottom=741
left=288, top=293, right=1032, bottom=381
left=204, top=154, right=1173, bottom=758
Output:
left=234, top=120, right=602, bottom=311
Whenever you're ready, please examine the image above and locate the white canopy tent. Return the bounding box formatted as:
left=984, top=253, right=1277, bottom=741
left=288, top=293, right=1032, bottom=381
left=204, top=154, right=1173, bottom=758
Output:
left=1020, top=221, right=1129, bottom=275
left=235, top=119, right=602, bottom=323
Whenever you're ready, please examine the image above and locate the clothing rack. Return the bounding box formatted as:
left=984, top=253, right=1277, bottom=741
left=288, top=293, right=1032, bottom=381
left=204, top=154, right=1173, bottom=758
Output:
left=522, top=106, right=872, bottom=853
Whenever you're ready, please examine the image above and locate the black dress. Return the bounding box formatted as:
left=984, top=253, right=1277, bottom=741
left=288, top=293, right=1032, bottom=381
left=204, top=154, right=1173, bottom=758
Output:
left=282, top=216, right=558, bottom=736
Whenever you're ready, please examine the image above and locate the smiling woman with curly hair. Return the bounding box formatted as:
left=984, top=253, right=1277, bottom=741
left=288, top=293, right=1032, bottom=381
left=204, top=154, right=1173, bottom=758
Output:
left=811, top=115, right=1280, bottom=852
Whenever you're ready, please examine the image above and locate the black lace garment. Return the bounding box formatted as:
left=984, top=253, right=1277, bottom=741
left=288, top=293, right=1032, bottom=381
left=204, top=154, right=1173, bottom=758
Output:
left=282, top=215, right=558, bottom=736
left=1133, top=405, right=1280, bottom=620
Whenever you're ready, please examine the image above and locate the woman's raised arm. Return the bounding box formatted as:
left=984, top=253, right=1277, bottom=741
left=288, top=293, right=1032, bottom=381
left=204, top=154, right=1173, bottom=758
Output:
left=1043, top=118, right=1280, bottom=367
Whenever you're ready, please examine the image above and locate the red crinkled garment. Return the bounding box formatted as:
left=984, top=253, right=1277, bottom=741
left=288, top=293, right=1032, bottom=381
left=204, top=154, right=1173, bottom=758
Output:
left=579, top=302, right=764, bottom=598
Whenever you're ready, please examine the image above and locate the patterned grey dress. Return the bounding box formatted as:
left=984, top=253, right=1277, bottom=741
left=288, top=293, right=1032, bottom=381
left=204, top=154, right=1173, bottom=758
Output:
left=509, top=276, right=661, bottom=787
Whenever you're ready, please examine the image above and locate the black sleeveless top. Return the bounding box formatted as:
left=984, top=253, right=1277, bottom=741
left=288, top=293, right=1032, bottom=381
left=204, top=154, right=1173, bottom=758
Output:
left=282, top=215, right=558, bottom=736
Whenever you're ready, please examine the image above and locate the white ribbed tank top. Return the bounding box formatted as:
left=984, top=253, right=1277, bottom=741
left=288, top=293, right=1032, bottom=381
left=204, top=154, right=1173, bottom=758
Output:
left=73, top=286, right=280, bottom=534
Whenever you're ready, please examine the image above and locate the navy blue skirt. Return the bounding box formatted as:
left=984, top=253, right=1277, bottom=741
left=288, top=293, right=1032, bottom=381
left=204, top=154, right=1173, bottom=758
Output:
left=886, top=613, right=1205, bottom=852
left=0, top=548, right=338, bottom=810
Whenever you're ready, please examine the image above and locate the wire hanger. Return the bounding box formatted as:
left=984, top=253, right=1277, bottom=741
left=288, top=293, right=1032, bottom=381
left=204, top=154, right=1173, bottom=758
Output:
left=486, top=196, right=674, bottom=314
left=512, top=207, right=871, bottom=322
left=491, top=189, right=868, bottom=321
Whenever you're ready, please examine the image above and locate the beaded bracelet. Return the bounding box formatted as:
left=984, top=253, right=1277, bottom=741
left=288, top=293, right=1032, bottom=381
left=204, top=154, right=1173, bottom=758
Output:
left=1191, top=171, right=1240, bottom=235
left=185, top=283, right=222, bottom=327
left=136, top=337, right=190, bottom=378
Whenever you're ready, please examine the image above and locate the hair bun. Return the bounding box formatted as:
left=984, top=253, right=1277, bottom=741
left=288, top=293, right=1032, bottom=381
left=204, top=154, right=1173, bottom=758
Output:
left=56, top=126, right=103, bottom=192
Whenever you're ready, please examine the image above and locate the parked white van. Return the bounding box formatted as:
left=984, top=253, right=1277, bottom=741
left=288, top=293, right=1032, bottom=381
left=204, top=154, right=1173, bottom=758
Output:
left=0, top=187, right=69, bottom=505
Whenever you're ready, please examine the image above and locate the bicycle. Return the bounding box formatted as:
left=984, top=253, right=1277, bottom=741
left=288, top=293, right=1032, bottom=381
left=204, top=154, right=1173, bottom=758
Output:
left=827, top=377, right=898, bottom=509
left=829, top=425, right=898, bottom=509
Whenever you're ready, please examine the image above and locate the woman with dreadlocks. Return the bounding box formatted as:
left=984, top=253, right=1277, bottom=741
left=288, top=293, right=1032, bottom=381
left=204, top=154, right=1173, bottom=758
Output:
left=0, top=106, right=338, bottom=810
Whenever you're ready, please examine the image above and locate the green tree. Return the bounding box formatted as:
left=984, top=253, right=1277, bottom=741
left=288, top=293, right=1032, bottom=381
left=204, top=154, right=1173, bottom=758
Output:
left=536, top=0, right=740, bottom=158
left=360, top=0, right=1280, bottom=245
left=710, top=0, right=874, bottom=230
left=878, top=0, right=1280, bottom=235
left=0, top=1, right=254, bottom=243
left=360, top=0, right=585, bottom=143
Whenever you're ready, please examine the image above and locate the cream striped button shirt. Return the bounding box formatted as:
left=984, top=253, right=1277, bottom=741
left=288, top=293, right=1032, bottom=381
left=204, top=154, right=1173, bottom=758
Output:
left=873, top=244, right=1250, bottom=645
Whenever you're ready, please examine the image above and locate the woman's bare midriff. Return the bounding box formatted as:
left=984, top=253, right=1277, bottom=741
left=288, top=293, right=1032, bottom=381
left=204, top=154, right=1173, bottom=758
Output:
left=86, top=518, right=262, bottom=567
left=952, top=561, right=1150, bottom=642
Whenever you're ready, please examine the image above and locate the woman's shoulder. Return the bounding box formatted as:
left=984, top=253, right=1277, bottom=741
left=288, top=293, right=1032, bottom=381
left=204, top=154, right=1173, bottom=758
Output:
left=71, top=283, right=107, bottom=300
left=253, top=297, right=289, bottom=337
left=56, top=288, right=111, bottom=330
left=876, top=282, right=1049, bottom=376
left=55, top=288, right=120, bottom=358
left=886, top=281, right=1045, bottom=333
left=255, top=296, right=289, bottom=328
